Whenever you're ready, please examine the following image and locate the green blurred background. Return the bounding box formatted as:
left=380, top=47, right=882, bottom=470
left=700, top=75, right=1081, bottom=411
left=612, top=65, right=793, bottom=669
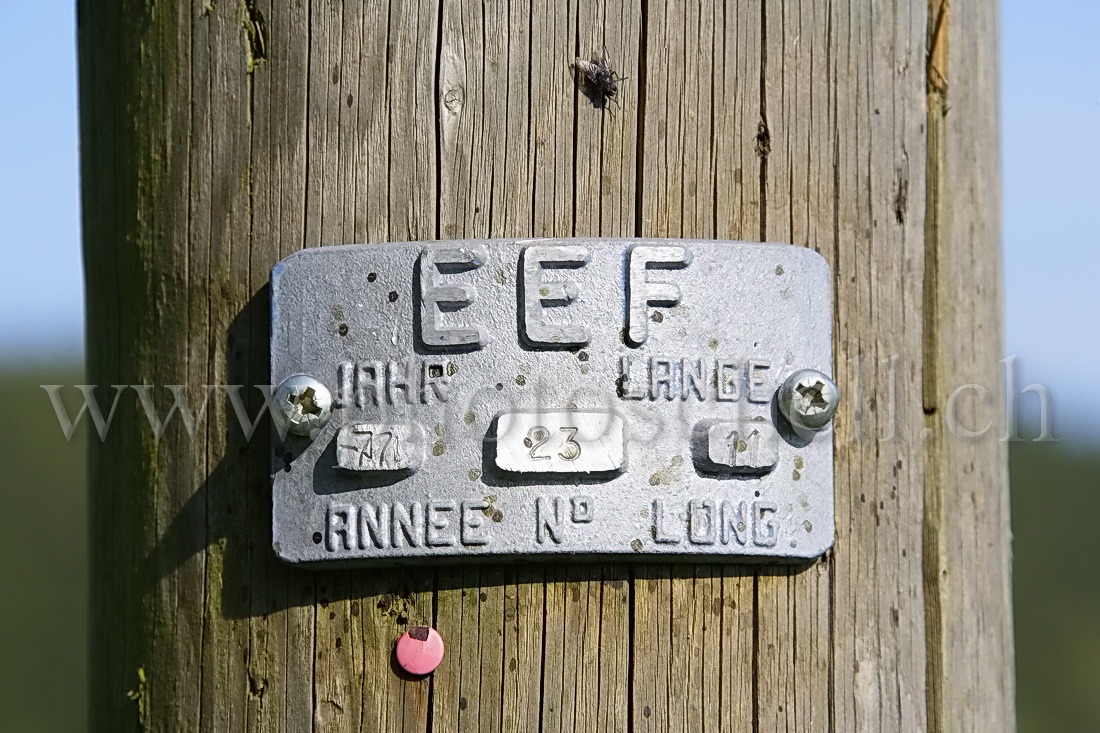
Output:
left=1, top=0, right=1096, bottom=730
left=0, top=369, right=87, bottom=733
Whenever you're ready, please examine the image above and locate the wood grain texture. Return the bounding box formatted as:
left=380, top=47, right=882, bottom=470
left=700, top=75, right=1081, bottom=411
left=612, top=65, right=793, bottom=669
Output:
left=79, top=0, right=1011, bottom=730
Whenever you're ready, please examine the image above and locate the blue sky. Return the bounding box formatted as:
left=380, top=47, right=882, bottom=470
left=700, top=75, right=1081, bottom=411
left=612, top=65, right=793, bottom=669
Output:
left=0, top=0, right=1096, bottom=439
left=1001, top=1, right=1099, bottom=441
left=0, top=1, right=83, bottom=360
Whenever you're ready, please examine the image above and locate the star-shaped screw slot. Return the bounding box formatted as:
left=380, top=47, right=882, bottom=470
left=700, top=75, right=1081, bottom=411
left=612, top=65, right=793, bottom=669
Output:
left=286, top=386, right=320, bottom=421
left=795, top=380, right=828, bottom=413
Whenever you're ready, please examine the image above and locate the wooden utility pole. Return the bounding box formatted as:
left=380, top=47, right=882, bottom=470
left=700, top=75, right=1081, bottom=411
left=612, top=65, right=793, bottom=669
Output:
left=80, top=0, right=1011, bottom=730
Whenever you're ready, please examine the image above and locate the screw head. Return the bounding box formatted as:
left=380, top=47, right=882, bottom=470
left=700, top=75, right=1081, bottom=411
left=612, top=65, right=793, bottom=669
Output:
left=273, top=374, right=333, bottom=437
left=778, top=369, right=839, bottom=430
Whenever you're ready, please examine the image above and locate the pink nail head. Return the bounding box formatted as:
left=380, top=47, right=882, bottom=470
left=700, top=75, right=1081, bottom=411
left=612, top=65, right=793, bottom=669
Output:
left=396, top=626, right=444, bottom=675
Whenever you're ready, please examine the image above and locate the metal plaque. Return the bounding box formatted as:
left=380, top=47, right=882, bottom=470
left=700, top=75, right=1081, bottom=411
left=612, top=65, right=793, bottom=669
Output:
left=271, top=238, right=834, bottom=564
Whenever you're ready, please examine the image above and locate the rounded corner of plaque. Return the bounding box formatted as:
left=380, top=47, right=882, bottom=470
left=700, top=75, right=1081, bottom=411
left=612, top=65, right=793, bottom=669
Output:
left=806, top=532, right=835, bottom=560
left=796, top=245, right=832, bottom=279
left=271, top=246, right=321, bottom=277
left=271, top=539, right=307, bottom=565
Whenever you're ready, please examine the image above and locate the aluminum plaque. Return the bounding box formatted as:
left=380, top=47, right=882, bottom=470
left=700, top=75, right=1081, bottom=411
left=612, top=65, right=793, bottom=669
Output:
left=271, top=239, right=834, bottom=563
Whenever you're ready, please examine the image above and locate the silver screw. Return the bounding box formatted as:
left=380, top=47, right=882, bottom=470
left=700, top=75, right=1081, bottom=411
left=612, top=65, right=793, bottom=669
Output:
left=273, top=374, right=333, bottom=437
left=777, top=369, right=839, bottom=430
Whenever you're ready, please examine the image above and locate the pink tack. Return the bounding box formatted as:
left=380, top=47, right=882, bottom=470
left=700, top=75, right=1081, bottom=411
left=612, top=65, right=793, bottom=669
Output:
left=396, top=626, right=445, bottom=676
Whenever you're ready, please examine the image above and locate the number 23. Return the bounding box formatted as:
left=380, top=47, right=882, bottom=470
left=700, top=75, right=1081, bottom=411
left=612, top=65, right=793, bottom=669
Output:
left=525, top=425, right=581, bottom=461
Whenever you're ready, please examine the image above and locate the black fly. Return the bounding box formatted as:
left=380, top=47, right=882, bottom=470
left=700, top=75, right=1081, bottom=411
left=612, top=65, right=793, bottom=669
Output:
left=572, top=54, right=624, bottom=109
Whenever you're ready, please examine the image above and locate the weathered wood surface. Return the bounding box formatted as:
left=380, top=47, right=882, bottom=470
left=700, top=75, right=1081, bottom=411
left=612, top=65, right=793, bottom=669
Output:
left=80, top=0, right=1011, bottom=730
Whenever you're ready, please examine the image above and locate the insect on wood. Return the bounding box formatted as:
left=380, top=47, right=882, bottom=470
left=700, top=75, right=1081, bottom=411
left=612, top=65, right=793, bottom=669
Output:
left=572, top=54, right=624, bottom=108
